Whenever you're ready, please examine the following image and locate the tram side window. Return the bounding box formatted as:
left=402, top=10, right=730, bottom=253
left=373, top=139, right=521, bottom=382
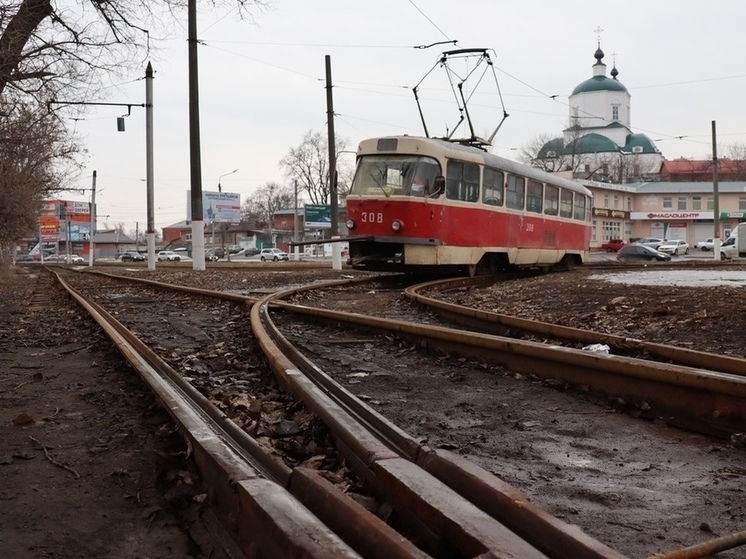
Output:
left=506, top=174, right=525, bottom=210
left=526, top=180, right=543, bottom=213
left=544, top=184, right=559, bottom=215
left=574, top=195, right=587, bottom=221
left=482, top=168, right=504, bottom=206
left=559, top=189, right=573, bottom=218
left=446, top=160, right=480, bottom=203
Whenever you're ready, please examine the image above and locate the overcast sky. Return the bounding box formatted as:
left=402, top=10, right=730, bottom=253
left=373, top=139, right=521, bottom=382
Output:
left=60, top=0, right=746, bottom=234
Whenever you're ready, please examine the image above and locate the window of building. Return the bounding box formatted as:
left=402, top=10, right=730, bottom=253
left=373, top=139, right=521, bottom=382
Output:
left=692, top=196, right=702, bottom=210
left=603, top=194, right=609, bottom=208
left=526, top=180, right=543, bottom=213
left=627, top=197, right=632, bottom=211
left=677, top=197, right=687, bottom=210
left=602, top=220, right=622, bottom=239
left=446, top=160, right=480, bottom=202
left=185, top=233, right=192, bottom=241
left=612, top=105, right=619, bottom=121
left=592, top=220, right=597, bottom=242
left=707, top=196, right=714, bottom=210
left=544, top=185, right=559, bottom=216
left=506, top=174, right=525, bottom=210
left=559, top=190, right=573, bottom=218
left=482, top=167, right=504, bottom=206
left=663, top=196, right=672, bottom=209
left=739, top=196, right=746, bottom=210
left=613, top=195, right=619, bottom=209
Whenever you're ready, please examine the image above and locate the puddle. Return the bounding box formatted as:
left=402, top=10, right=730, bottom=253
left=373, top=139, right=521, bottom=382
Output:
left=590, top=270, right=746, bottom=287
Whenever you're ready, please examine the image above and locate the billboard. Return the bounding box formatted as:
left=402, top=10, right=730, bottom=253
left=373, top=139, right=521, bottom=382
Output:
left=38, top=200, right=92, bottom=241
left=187, top=191, right=241, bottom=223
left=304, top=204, right=332, bottom=229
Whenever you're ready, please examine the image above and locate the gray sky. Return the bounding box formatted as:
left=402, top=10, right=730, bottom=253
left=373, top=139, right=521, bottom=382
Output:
left=61, top=0, right=746, bottom=234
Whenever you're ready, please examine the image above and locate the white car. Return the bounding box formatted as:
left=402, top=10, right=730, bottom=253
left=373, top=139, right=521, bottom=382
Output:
left=696, top=238, right=715, bottom=251
left=657, top=239, right=689, bottom=255
left=720, top=237, right=737, bottom=260
left=259, top=248, right=289, bottom=261
left=157, top=250, right=181, bottom=262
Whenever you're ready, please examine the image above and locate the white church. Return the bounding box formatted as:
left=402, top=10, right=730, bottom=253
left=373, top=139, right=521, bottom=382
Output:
left=537, top=43, right=663, bottom=183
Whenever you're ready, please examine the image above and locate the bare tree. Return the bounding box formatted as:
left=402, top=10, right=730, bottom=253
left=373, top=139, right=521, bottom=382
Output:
left=0, top=106, right=79, bottom=260
left=241, top=181, right=293, bottom=232
left=279, top=130, right=349, bottom=205
left=0, top=0, right=269, bottom=106
left=0, top=0, right=269, bottom=263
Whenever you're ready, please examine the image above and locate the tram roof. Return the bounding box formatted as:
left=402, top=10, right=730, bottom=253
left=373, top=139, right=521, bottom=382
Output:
left=358, top=136, right=592, bottom=197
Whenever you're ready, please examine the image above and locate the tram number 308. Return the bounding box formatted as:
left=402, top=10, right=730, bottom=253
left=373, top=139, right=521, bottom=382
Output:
left=361, top=212, right=384, bottom=224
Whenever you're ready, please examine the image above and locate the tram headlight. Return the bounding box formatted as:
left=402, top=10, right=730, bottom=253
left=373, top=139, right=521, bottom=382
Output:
left=345, top=219, right=355, bottom=230
left=391, top=219, right=403, bottom=232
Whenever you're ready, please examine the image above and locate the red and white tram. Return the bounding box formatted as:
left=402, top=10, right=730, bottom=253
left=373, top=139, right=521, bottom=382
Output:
left=344, top=135, right=592, bottom=275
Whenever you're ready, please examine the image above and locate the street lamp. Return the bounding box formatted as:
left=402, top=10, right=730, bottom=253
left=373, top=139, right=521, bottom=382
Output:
left=217, top=168, right=238, bottom=193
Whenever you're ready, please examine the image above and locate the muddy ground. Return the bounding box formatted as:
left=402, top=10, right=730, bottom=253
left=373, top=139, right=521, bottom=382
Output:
left=1, top=262, right=745, bottom=559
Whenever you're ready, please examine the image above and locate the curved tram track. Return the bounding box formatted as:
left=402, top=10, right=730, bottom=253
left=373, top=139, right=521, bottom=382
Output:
left=45, top=266, right=746, bottom=559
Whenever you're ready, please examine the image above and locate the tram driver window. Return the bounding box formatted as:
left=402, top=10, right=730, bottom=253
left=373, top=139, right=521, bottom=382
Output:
left=446, top=161, right=480, bottom=203
left=506, top=174, right=525, bottom=210
left=482, top=168, right=504, bottom=206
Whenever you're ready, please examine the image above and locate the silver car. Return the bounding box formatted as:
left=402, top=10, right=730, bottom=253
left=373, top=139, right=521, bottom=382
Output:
left=259, top=248, right=289, bottom=261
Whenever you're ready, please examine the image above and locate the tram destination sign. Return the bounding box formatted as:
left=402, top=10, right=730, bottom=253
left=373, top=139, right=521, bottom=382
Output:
left=304, top=204, right=332, bottom=229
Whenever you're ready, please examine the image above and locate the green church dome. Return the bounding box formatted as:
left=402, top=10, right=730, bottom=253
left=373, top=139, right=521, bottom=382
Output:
left=572, top=75, right=628, bottom=95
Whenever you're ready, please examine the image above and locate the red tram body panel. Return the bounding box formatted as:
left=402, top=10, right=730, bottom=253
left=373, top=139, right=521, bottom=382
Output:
left=344, top=136, right=591, bottom=274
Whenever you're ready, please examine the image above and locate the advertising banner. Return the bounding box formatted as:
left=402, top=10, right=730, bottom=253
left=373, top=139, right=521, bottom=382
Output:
left=186, top=191, right=241, bottom=223
left=304, top=204, right=332, bottom=229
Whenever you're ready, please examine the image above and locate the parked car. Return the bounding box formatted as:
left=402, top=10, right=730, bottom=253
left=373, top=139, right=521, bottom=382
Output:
left=259, top=248, right=289, bottom=261
left=634, top=237, right=666, bottom=250
left=243, top=247, right=261, bottom=257
left=69, top=255, right=85, bottom=264
left=228, top=245, right=243, bottom=254
left=695, top=238, right=715, bottom=251
left=657, top=239, right=690, bottom=255
left=120, top=251, right=145, bottom=262
left=601, top=239, right=626, bottom=252
left=205, top=250, right=220, bottom=262
left=720, top=236, right=737, bottom=260
left=617, top=244, right=671, bottom=262
left=157, top=250, right=181, bottom=262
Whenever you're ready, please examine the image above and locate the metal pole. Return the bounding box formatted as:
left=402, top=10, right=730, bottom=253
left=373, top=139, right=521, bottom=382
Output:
left=188, top=0, right=205, bottom=270
left=293, top=179, right=299, bottom=261
left=712, top=120, right=721, bottom=260
left=145, top=62, right=156, bottom=271
left=325, top=55, right=341, bottom=270
left=88, top=171, right=96, bottom=267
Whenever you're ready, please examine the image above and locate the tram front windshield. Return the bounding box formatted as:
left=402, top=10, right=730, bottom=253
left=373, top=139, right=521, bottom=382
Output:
left=350, top=155, right=441, bottom=197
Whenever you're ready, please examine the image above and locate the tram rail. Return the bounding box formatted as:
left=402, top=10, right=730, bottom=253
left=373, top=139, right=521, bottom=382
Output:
left=46, top=266, right=746, bottom=558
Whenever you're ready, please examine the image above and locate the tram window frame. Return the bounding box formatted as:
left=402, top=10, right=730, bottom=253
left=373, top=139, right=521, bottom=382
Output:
left=446, top=160, right=480, bottom=203
left=573, top=194, right=587, bottom=221
left=506, top=174, right=525, bottom=210
left=526, top=179, right=543, bottom=213
left=544, top=184, right=559, bottom=216
left=559, top=189, right=573, bottom=218
left=482, top=167, right=504, bottom=206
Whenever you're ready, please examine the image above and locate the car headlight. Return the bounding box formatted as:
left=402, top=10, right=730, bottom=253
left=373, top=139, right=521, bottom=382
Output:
left=346, top=219, right=355, bottom=230
left=391, top=219, right=403, bottom=231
